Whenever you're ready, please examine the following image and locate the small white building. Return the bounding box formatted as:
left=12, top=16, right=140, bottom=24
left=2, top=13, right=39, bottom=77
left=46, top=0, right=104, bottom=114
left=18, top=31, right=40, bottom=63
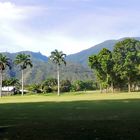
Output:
left=2, top=86, right=15, bottom=92
left=2, top=86, right=15, bottom=96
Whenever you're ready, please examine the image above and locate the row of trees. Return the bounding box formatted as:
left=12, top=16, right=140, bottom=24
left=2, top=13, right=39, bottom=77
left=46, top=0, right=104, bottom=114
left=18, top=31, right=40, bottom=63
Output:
left=0, top=53, right=32, bottom=97
left=0, top=49, right=67, bottom=97
left=27, top=78, right=97, bottom=93
left=1, top=38, right=139, bottom=95
left=89, top=38, right=140, bottom=92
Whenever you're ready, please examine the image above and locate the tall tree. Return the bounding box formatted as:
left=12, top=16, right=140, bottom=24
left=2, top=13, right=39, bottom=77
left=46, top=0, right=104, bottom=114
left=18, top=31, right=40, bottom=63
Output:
left=0, top=54, right=11, bottom=97
left=50, top=50, right=66, bottom=96
left=89, top=48, right=115, bottom=92
left=98, top=48, right=114, bottom=92
left=15, top=53, right=33, bottom=96
left=113, top=38, right=140, bottom=92
left=89, top=54, right=106, bottom=92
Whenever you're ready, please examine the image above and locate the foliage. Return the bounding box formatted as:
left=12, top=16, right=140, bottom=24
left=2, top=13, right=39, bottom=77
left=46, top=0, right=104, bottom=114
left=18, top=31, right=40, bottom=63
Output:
left=113, top=38, right=140, bottom=92
left=2, top=78, right=20, bottom=86
left=0, top=53, right=12, bottom=97
left=89, top=38, right=140, bottom=92
left=27, top=84, right=42, bottom=93
left=14, top=53, right=33, bottom=70
left=0, top=53, right=12, bottom=70
left=71, top=80, right=97, bottom=91
left=88, top=49, right=112, bottom=90
left=50, top=49, right=66, bottom=66
left=2, top=52, right=94, bottom=84
left=42, top=78, right=57, bottom=93
left=60, top=79, right=71, bottom=92
left=50, top=49, right=66, bottom=95
left=14, top=53, right=33, bottom=95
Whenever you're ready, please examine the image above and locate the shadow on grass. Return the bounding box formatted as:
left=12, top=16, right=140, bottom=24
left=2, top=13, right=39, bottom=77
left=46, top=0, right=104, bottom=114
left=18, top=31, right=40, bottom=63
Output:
left=0, top=99, right=140, bottom=139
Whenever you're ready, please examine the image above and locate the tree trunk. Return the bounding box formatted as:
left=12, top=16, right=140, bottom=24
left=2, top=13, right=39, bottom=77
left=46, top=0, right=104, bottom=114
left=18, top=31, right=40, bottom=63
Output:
left=0, top=70, right=2, bottom=98
left=111, top=82, right=114, bottom=93
left=57, top=65, right=60, bottom=96
left=128, top=77, right=131, bottom=93
left=100, top=84, right=102, bottom=93
left=128, top=83, right=131, bottom=93
left=21, top=69, right=24, bottom=96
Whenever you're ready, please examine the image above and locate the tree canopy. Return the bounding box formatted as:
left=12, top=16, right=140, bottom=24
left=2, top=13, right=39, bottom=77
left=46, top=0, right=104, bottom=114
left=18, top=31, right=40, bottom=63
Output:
left=89, top=38, right=140, bottom=92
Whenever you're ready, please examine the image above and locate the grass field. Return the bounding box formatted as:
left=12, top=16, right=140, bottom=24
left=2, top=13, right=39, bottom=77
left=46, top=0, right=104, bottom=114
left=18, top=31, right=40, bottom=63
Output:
left=0, top=92, right=140, bottom=140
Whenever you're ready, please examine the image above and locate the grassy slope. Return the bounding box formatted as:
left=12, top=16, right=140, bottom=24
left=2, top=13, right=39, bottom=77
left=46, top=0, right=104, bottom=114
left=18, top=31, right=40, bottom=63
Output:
left=0, top=92, right=140, bottom=140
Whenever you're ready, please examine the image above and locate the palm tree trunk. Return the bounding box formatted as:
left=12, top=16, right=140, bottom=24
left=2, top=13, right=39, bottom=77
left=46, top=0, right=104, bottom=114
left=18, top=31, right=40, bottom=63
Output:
left=111, top=82, right=114, bottom=93
left=128, top=77, right=131, bottom=93
left=57, top=65, right=60, bottom=96
left=100, top=83, right=102, bottom=93
left=22, top=69, right=24, bottom=96
left=128, top=83, right=131, bottom=93
left=0, top=70, right=2, bottom=98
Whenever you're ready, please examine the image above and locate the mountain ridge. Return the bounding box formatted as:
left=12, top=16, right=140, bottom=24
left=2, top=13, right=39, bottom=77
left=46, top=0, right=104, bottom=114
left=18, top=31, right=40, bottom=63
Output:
left=66, top=37, right=140, bottom=66
left=3, top=51, right=48, bottom=62
left=2, top=51, right=94, bottom=84
left=1, top=37, right=140, bottom=84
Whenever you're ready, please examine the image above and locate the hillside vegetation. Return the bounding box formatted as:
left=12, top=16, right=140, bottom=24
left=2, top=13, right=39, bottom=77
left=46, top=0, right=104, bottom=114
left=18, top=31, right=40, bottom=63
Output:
left=4, top=51, right=94, bottom=84
left=67, top=37, right=140, bottom=66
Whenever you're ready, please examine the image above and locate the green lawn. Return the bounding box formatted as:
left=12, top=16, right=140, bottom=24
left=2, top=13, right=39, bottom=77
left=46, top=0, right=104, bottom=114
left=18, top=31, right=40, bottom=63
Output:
left=0, top=92, right=140, bottom=140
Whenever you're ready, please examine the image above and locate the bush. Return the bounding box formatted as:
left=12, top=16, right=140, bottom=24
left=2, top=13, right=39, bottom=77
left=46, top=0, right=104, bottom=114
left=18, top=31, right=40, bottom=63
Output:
left=42, top=78, right=57, bottom=93
left=60, top=80, right=71, bottom=92
left=71, top=80, right=97, bottom=92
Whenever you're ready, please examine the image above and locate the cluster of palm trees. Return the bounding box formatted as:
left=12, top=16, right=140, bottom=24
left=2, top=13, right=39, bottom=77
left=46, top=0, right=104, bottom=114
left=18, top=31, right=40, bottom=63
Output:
left=0, top=53, right=32, bottom=97
left=0, top=49, right=66, bottom=97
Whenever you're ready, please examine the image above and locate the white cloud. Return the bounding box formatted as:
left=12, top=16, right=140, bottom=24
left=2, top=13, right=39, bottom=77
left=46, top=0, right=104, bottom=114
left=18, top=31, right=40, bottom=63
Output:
left=0, top=2, right=49, bottom=54
left=0, top=1, right=140, bottom=56
left=0, top=2, right=93, bottom=56
left=0, top=2, right=27, bottom=21
left=0, top=2, right=47, bottom=21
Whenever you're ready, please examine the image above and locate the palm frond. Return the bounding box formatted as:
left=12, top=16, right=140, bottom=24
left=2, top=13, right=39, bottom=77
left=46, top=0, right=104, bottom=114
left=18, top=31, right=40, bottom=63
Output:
left=49, top=50, right=66, bottom=66
left=0, top=53, right=12, bottom=70
left=15, top=53, right=33, bottom=70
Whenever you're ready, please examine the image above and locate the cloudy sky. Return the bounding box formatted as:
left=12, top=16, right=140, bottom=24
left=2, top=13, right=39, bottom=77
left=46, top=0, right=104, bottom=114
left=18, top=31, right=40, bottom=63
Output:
left=0, top=0, right=140, bottom=56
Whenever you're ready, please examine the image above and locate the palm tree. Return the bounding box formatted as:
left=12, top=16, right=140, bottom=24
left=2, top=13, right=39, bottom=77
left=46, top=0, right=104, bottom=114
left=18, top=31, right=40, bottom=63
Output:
left=0, top=53, right=11, bottom=97
left=14, top=53, right=33, bottom=96
left=50, top=50, right=66, bottom=96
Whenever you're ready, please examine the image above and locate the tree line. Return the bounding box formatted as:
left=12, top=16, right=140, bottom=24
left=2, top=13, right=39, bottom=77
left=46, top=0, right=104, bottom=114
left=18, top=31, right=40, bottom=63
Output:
left=26, top=79, right=97, bottom=93
left=1, top=38, right=140, bottom=96
left=0, top=53, right=32, bottom=97
left=88, top=38, right=140, bottom=92
left=0, top=49, right=68, bottom=97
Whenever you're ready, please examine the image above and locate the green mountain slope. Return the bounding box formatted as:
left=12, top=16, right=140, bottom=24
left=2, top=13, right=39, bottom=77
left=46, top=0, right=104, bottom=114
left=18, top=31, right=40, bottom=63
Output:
left=67, top=40, right=117, bottom=66
left=3, top=51, right=94, bottom=84
left=67, top=37, right=140, bottom=66
left=3, top=37, right=140, bottom=84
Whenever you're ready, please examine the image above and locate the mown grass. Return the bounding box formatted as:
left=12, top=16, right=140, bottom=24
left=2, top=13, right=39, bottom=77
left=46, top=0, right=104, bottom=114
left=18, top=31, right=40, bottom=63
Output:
left=0, top=92, right=140, bottom=140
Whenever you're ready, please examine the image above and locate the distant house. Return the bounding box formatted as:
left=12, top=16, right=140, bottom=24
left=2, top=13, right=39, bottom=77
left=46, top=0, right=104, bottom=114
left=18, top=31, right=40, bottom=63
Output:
left=2, top=86, right=15, bottom=96
left=2, top=86, right=15, bottom=92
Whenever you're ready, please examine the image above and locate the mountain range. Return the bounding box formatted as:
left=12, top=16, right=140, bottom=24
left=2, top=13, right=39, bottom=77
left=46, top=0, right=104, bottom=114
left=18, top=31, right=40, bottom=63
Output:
left=3, top=37, right=140, bottom=84
left=67, top=37, right=140, bottom=66
left=4, top=51, right=94, bottom=84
